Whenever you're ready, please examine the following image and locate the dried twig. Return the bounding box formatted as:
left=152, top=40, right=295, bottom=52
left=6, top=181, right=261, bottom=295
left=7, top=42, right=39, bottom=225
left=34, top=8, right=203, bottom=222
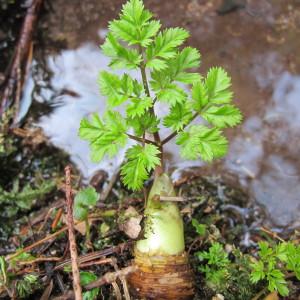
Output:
left=18, top=256, right=62, bottom=265
left=6, top=211, right=119, bottom=262
left=51, top=208, right=63, bottom=231
left=64, top=166, right=82, bottom=300
left=260, top=227, right=285, bottom=243
left=85, top=265, right=137, bottom=290
left=159, top=196, right=185, bottom=202
left=0, top=0, right=44, bottom=121
left=111, top=281, right=122, bottom=300
left=54, top=242, right=131, bottom=271
left=40, top=279, right=53, bottom=300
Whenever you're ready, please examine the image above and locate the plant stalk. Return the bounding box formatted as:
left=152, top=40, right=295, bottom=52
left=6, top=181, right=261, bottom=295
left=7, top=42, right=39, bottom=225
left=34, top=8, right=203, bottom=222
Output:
left=138, top=45, right=163, bottom=172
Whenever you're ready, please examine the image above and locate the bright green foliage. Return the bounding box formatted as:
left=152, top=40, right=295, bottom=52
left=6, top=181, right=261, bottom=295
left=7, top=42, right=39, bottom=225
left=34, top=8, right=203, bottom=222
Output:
left=163, top=103, right=192, bottom=131
left=205, top=67, right=233, bottom=104
left=16, top=274, right=39, bottom=299
left=191, top=218, right=206, bottom=237
left=121, top=144, right=160, bottom=190
left=191, top=80, right=208, bottom=111
left=127, top=114, right=160, bottom=136
left=79, top=111, right=127, bottom=162
left=202, top=104, right=242, bottom=128
left=195, top=240, right=260, bottom=300
left=79, top=0, right=242, bottom=191
left=285, top=242, right=300, bottom=280
left=146, top=28, right=189, bottom=70
left=109, top=0, right=160, bottom=47
left=98, top=72, right=137, bottom=106
left=250, top=241, right=300, bottom=296
left=197, top=242, right=230, bottom=290
left=176, top=125, right=228, bottom=161
left=80, top=271, right=100, bottom=300
left=167, top=47, right=201, bottom=83
left=126, top=96, right=152, bottom=117
left=102, top=33, right=142, bottom=69
left=155, top=83, right=187, bottom=106
left=74, top=187, right=99, bottom=221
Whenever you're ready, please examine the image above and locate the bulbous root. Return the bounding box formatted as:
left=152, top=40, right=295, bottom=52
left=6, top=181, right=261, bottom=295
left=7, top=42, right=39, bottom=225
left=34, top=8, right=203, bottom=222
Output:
left=128, top=249, right=194, bottom=300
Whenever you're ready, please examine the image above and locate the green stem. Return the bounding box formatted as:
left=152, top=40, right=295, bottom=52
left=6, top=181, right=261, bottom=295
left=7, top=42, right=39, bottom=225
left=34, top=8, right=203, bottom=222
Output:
left=126, top=133, right=157, bottom=146
left=138, top=45, right=163, bottom=171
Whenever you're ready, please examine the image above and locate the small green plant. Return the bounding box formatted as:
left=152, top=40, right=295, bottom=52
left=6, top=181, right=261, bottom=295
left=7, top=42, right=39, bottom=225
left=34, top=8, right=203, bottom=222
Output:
left=80, top=271, right=100, bottom=300
left=74, top=187, right=99, bottom=245
left=250, top=241, right=300, bottom=297
left=0, top=179, right=56, bottom=218
left=79, top=0, right=242, bottom=191
left=197, top=242, right=230, bottom=290
left=196, top=242, right=259, bottom=300
left=15, top=274, right=39, bottom=299
left=78, top=0, right=242, bottom=297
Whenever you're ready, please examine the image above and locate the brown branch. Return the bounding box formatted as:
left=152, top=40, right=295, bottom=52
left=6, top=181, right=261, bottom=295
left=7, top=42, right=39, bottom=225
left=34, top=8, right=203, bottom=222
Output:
left=64, top=166, right=82, bottom=300
left=0, top=0, right=44, bottom=121
left=260, top=226, right=285, bottom=243
left=85, top=265, right=137, bottom=290
left=162, top=112, right=199, bottom=145
left=54, top=241, right=131, bottom=271
left=6, top=211, right=118, bottom=262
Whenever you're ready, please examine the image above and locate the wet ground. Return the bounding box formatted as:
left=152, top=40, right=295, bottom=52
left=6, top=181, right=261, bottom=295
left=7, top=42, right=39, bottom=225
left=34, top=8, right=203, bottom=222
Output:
left=9, top=0, right=300, bottom=230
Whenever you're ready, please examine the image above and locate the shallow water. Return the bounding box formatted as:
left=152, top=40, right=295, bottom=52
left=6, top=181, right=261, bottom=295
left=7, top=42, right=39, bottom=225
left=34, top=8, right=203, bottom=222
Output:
left=19, top=0, right=300, bottom=228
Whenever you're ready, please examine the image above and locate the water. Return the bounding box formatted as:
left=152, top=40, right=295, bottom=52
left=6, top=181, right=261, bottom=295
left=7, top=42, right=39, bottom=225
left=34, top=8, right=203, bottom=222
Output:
left=19, top=0, right=300, bottom=228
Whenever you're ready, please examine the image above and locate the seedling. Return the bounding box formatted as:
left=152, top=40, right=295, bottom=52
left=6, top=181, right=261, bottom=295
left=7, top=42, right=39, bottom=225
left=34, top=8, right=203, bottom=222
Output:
left=73, top=187, right=99, bottom=245
left=80, top=271, right=100, bottom=300
left=79, top=0, right=241, bottom=298
left=250, top=241, right=300, bottom=297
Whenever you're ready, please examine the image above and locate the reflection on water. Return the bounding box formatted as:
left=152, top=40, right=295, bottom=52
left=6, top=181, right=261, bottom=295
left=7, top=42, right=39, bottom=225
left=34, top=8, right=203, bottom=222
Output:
left=36, top=43, right=133, bottom=179
left=21, top=42, right=300, bottom=228
left=226, top=71, right=300, bottom=227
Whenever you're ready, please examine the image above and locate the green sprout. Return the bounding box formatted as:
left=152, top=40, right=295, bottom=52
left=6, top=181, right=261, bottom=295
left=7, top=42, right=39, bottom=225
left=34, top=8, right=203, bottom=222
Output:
left=250, top=241, right=300, bottom=297
left=79, top=0, right=242, bottom=191
left=80, top=271, right=100, bottom=300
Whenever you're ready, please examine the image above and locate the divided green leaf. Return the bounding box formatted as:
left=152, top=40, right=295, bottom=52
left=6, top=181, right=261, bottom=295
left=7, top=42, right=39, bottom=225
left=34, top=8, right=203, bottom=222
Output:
left=102, top=33, right=142, bottom=69
left=176, top=125, right=228, bottom=161
left=109, top=0, right=160, bottom=47
left=126, top=97, right=153, bottom=118
left=202, top=104, right=242, bottom=128
left=163, top=103, right=192, bottom=131
left=79, top=111, right=127, bottom=162
left=121, top=144, right=160, bottom=190
left=205, top=67, right=233, bottom=104
left=146, top=28, right=189, bottom=70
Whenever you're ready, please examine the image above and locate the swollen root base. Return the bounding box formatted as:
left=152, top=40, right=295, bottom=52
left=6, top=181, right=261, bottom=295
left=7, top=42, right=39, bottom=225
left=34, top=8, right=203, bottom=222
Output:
left=128, top=249, right=194, bottom=300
